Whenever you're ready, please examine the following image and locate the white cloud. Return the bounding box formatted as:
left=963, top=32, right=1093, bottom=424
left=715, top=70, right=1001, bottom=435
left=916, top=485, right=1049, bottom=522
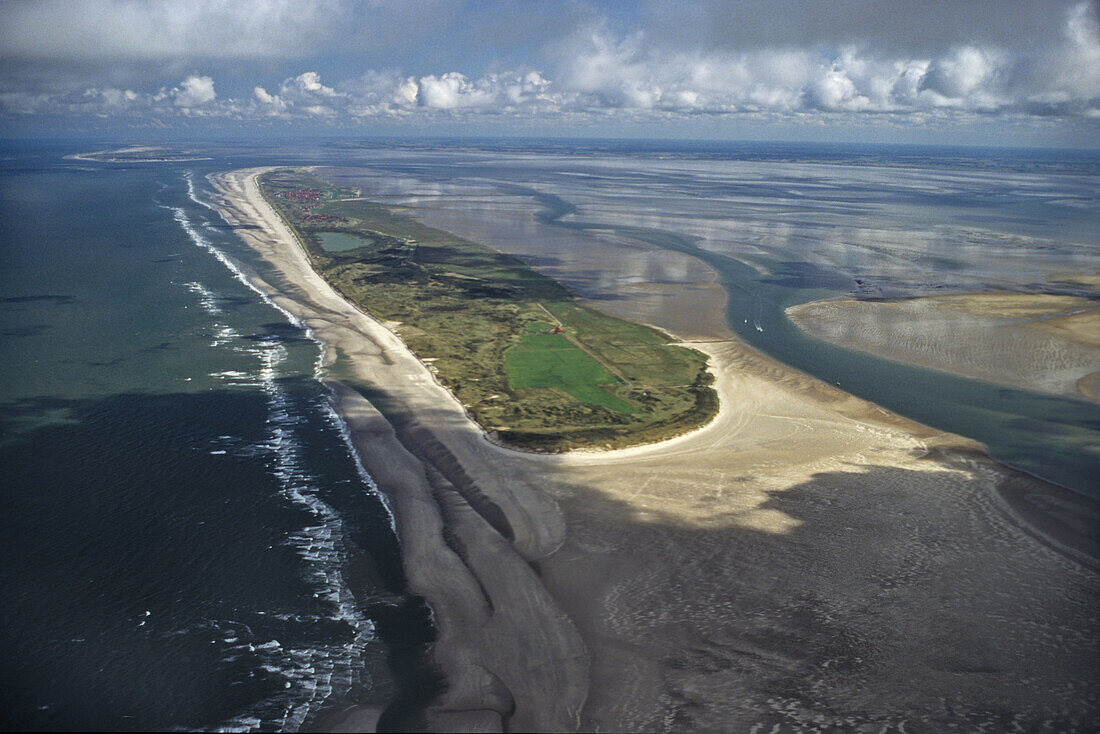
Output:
left=806, top=68, right=864, bottom=111
left=285, top=71, right=340, bottom=99
left=546, top=12, right=1096, bottom=119
left=173, top=75, right=216, bottom=107
left=414, top=71, right=553, bottom=110
left=920, top=46, right=1003, bottom=101
left=339, top=70, right=418, bottom=116
left=271, top=72, right=344, bottom=117
left=394, top=77, right=420, bottom=107
left=336, top=68, right=561, bottom=116
left=0, top=91, right=69, bottom=115
left=253, top=86, right=287, bottom=115
left=253, top=86, right=276, bottom=105
left=85, top=86, right=138, bottom=108
left=416, top=73, right=489, bottom=109
left=1048, top=0, right=1100, bottom=111
left=2, top=3, right=1098, bottom=125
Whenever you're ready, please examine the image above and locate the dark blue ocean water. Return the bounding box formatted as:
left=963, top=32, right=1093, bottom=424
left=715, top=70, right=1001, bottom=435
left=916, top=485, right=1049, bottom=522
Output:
left=0, top=143, right=409, bottom=731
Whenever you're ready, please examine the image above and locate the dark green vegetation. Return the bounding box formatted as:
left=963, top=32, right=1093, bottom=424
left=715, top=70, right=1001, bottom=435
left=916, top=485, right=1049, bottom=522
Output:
left=258, top=168, right=717, bottom=451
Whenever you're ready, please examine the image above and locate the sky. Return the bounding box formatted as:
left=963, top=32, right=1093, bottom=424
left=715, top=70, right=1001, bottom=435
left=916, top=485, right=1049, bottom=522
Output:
left=1, top=0, right=1099, bottom=147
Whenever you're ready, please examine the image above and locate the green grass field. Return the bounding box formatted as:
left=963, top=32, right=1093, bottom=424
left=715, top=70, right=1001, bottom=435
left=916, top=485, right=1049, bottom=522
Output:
left=258, top=167, right=718, bottom=451
left=504, top=333, right=635, bottom=413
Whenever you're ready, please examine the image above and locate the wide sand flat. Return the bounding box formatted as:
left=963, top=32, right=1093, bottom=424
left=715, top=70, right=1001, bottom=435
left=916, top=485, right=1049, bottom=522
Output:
left=211, top=167, right=1099, bottom=732
left=788, top=291, right=1100, bottom=401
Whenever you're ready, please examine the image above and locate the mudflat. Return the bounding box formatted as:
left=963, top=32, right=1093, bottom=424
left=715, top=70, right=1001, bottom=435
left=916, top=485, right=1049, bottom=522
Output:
left=211, top=167, right=1099, bottom=732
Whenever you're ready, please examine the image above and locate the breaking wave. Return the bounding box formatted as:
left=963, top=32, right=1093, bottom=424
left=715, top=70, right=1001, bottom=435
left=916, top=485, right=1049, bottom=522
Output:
left=166, top=173, right=396, bottom=731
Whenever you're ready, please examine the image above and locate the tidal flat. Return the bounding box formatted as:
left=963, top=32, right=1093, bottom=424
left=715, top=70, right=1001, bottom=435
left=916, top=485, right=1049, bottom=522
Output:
left=788, top=291, right=1100, bottom=401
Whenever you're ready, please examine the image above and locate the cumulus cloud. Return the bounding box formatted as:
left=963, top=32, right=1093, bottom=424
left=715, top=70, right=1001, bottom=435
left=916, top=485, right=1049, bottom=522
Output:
left=0, top=87, right=140, bottom=115
left=552, top=29, right=990, bottom=115
left=335, top=68, right=559, bottom=116
left=253, top=85, right=287, bottom=114
left=0, top=74, right=214, bottom=116
left=417, top=72, right=492, bottom=109
left=85, top=86, right=139, bottom=109
left=269, top=72, right=346, bottom=115
left=1037, top=0, right=1100, bottom=113
left=544, top=3, right=1100, bottom=118
left=338, top=70, right=418, bottom=116
left=284, top=71, right=340, bottom=99
left=253, top=86, right=277, bottom=105
left=413, top=70, right=554, bottom=110
left=920, top=47, right=1003, bottom=103
left=173, top=75, right=216, bottom=108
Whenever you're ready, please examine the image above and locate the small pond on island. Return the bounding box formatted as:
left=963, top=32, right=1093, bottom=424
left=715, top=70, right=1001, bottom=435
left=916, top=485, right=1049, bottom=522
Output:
left=317, top=231, right=375, bottom=252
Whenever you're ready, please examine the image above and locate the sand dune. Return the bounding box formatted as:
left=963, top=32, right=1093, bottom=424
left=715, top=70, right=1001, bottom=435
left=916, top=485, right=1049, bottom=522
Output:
left=210, top=167, right=1098, bottom=732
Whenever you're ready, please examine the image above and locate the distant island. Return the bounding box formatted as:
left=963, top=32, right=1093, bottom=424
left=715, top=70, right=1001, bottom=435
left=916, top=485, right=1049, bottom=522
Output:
left=257, top=168, right=718, bottom=451
left=68, top=145, right=212, bottom=163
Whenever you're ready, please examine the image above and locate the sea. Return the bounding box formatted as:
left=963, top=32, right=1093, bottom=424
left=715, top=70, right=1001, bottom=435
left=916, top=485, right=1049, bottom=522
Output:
left=1, top=137, right=1098, bottom=731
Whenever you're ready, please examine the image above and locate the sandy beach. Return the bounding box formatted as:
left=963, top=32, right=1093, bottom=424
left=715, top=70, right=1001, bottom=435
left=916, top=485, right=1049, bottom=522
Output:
left=210, top=167, right=1099, bottom=731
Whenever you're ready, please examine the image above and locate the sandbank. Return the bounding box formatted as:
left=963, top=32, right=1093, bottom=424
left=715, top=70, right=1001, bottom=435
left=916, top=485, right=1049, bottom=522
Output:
left=788, top=291, right=1100, bottom=402
left=210, top=167, right=1099, bottom=732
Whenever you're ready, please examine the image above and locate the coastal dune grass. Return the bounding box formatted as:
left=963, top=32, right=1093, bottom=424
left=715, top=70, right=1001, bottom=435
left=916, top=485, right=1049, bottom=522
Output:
left=259, top=167, right=718, bottom=451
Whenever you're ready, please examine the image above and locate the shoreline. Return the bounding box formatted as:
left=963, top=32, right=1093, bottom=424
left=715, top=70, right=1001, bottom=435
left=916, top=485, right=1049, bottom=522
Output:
left=209, top=166, right=1099, bottom=731
left=210, top=167, right=588, bottom=731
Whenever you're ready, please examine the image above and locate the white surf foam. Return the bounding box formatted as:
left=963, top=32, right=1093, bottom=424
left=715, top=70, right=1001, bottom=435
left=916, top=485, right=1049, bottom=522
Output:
left=319, top=397, right=396, bottom=530
left=183, top=281, right=241, bottom=347
left=246, top=339, right=378, bottom=732
left=168, top=175, right=394, bottom=732
left=179, top=173, right=396, bottom=533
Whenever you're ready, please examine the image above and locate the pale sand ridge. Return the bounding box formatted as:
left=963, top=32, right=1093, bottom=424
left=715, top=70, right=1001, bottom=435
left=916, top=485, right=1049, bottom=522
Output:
left=210, top=167, right=1099, bottom=732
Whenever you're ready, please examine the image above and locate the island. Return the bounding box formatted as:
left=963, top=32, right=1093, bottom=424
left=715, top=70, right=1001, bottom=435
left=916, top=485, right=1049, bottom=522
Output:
left=67, top=145, right=212, bottom=162
left=256, top=168, right=717, bottom=451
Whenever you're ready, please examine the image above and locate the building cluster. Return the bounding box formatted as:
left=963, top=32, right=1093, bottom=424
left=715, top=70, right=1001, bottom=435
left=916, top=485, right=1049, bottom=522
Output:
left=279, top=187, right=323, bottom=204
left=278, top=187, right=347, bottom=223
